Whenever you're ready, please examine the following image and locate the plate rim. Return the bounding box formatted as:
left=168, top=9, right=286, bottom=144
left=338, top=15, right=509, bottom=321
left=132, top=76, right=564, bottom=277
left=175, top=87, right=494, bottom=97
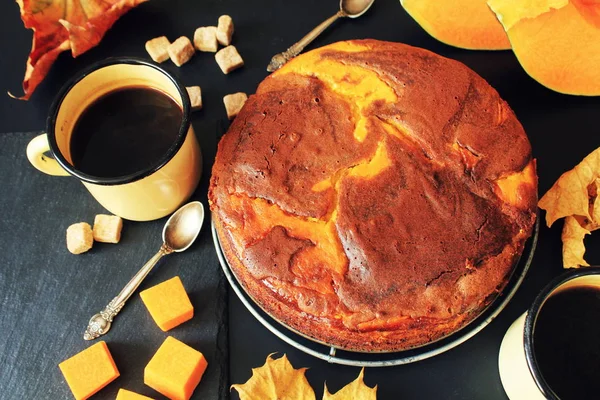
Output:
left=213, top=213, right=539, bottom=366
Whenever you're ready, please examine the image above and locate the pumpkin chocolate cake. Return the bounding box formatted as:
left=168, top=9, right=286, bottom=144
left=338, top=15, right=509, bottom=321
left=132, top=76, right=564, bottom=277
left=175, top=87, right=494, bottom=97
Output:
left=209, top=40, right=537, bottom=352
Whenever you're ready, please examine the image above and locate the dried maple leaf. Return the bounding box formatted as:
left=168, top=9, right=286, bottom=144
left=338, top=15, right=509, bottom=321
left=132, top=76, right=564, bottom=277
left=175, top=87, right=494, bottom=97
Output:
left=538, top=147, right=600, bottom=227
left=13, top=0, right=148, bottom=100
left=562, top=216, right=591, bottom=268
left=231, top=354, right=316, bottom=400
left=323, top=368, right=377, bottom=400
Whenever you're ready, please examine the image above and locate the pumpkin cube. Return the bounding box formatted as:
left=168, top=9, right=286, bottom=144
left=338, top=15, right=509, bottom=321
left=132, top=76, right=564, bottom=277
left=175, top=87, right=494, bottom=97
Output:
left=58, top=341, right=119, bottom=400
left=116, top=389, right=155, bottom=400
left=140, top=276, right=193, bottom=331
left=144, top=336, right=208, bottom=400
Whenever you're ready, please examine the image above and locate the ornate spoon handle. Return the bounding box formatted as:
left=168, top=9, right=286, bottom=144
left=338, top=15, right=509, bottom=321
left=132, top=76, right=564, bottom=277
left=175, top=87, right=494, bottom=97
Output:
left=83, top=243, right=172, bottom=340
left=267, top=10, right=345, bottom=72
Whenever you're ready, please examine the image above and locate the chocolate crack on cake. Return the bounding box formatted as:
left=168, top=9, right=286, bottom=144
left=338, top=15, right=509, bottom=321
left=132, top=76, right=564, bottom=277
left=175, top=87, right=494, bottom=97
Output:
left=209, top=40, right=537, bottom=351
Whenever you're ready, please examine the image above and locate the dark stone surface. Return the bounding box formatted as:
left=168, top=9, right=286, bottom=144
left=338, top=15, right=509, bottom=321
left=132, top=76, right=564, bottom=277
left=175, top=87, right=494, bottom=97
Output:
left=0, top=0, right=599, bottom=399
left=0, top=129, right=228, bottom=399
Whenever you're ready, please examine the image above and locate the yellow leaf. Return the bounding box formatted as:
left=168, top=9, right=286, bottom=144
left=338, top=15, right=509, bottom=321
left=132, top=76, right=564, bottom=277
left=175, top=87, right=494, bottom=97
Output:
left=561, top=216, right=591, bottom=268
left=323, top=368, right=377, bottom=400
left=538, top=147, right=600, bottom=227
left=231, top=354, right=316, bottom=400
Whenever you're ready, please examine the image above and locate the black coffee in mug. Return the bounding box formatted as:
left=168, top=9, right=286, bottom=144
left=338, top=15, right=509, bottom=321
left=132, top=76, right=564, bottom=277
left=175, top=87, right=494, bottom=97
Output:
left=70, top=86, right=182, bottom=178
left=533, top=285, right=600, bottom=399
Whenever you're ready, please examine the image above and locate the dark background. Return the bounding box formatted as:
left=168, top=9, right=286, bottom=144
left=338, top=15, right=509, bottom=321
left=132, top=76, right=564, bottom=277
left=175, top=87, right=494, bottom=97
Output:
left=1, top=0, right=599, bottom=398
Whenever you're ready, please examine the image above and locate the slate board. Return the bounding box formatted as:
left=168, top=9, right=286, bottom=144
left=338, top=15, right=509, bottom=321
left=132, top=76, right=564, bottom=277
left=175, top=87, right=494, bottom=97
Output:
left=0, top=129, right=228, bottom=399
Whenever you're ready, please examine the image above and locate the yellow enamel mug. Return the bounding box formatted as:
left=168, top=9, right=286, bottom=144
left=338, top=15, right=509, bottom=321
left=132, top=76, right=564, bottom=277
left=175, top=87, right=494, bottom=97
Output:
left=26, top=58, right=202, bottom=221
left=498, top=267, right=600, bottom=399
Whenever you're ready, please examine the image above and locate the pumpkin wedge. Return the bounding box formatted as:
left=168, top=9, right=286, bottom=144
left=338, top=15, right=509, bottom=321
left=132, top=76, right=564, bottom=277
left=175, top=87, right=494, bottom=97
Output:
left=488, top=0, right=600, bottom=95
left=401, top=0, right=511, bottom=50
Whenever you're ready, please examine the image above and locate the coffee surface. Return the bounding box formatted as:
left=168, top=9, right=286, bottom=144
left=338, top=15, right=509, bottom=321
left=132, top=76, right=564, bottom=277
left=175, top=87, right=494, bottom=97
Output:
left=533, top=285, right=600, bottom=399
left=70, top=87, right=182, bottom=178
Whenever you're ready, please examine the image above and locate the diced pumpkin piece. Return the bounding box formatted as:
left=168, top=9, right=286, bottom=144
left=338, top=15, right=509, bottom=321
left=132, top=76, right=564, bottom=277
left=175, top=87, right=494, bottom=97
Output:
left=488, top=0, right=600, bottom=95
left=140, top=276, right=194, bottom=331
left=401, top=0, right=511, bottom=50
left=144, top=336, right=208, bottom=400
left=116, top=389, right=155, bottom=400
left=58, top=341, right=120, bottom=400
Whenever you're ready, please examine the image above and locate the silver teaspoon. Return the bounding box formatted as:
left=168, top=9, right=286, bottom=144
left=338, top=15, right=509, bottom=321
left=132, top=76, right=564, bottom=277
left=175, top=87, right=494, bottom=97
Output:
left=266, top=0, right=375, bottom=72
left=83, top=201, right=205, bottom=340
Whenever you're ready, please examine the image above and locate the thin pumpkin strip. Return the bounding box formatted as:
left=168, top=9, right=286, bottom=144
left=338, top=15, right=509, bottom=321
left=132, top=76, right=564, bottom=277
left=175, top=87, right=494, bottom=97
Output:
left=401, top=0, right=511, bottom=50
left=488, top=0, right=600, bottom=95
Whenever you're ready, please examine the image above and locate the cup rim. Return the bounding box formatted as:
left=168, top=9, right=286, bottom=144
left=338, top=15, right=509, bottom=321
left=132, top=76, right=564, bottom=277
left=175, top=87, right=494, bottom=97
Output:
left=46, top=57, right=191, bottom=186
left=523, top=266, right=600, bottom=399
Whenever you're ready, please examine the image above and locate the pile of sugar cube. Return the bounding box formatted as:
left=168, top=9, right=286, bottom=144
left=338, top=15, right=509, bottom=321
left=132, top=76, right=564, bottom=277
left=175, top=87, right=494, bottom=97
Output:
left=145, top=15, right=248, bottom=120
left=66, top=215, right=123, bottom=254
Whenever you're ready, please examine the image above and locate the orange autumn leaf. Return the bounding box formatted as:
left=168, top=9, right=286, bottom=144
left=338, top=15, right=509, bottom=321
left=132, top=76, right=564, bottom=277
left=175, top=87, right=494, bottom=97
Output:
left=538, top=147, right=600, bottom=227
left=323, top=368, right=377, bottom=400
left=231, top=354, right=316, bottom=400
left=13, top=0, right=148, bottom=100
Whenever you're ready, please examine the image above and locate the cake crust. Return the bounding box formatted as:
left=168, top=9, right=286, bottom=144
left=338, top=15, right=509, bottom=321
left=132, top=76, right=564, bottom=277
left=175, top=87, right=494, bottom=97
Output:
left=209, top=40, right=537, bottom=352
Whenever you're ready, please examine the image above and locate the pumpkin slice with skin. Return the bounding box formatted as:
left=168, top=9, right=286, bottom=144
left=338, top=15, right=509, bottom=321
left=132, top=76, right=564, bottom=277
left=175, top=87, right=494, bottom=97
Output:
left=488, top=0, right=600, bottom=95
left=400, top=0, right=511, bottom=50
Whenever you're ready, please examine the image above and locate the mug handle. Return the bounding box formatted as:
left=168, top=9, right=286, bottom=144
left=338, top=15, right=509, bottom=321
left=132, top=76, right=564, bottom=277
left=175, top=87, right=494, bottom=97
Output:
left=26, top=133, right=70, bottom=176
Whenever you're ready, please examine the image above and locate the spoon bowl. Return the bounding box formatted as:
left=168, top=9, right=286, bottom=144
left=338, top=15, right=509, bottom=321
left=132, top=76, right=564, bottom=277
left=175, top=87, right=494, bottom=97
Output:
left=163, top=201, right=205, bottom=252
left=341, top=0, right=375, bottom=18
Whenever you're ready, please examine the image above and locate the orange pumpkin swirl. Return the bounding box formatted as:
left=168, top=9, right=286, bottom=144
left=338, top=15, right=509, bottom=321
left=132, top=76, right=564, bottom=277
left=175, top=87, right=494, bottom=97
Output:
left=209, top=40, right=537, bottom=352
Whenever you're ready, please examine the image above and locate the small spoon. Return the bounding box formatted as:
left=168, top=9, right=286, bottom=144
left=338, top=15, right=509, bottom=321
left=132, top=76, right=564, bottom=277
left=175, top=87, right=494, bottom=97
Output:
left=266, top=0, right=375, bottom=72
left=83, top=201, right=205, bottom=340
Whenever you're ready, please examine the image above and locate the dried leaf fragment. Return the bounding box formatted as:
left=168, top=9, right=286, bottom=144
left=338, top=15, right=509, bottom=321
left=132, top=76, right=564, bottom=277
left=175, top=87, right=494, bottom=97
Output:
left=538, top=147, right=600, bottom=227
left=231, top=354, right=316, bottom=400
left=323, top=368, right=377, bottom=400
left=539, top=147, right=600, bottom=268
left=562, top=216, right=591, bottom=268
left=13, top=0, right=148, bottom=100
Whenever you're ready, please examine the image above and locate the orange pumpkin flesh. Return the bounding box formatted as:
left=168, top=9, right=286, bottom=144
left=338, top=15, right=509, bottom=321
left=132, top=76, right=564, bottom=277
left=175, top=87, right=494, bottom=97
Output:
left=401, top=0, right=511, bottom=50
left=489, top=0, right=600, bottom=95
